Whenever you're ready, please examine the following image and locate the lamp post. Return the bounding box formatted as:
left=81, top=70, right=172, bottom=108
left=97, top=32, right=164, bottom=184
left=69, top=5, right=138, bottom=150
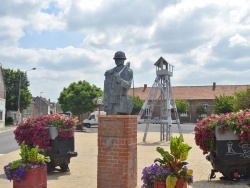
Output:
left=39, top=92, right=43, bottom=116
left=96, top=98, right=103, bottom=115
left=17, top=68, right=36, bottom=123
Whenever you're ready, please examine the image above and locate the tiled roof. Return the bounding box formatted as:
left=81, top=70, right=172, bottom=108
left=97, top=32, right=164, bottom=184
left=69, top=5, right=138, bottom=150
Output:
left=128, top=85, right=250, bottom=100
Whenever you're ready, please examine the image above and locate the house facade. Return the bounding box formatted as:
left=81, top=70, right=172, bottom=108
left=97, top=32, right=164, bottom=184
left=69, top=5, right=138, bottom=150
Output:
left=33, top=97, right=50, bottom=116
left=128, top=84, right=250, bottom=123
left=22, top=99, right=38, bottom=120
left=0, top=64, right=6, bottom=127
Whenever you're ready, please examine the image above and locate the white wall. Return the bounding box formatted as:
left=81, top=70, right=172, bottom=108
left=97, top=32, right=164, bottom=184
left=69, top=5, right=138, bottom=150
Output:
left=0, top=98, right=6, bottom=127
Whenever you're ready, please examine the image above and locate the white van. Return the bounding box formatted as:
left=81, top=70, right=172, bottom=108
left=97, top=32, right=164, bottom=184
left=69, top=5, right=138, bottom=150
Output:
left=83, top=111, right=106, bottom=128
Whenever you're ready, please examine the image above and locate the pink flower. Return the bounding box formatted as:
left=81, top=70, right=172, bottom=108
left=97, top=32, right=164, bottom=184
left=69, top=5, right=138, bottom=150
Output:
left=14, top=114, right=78, bottom=151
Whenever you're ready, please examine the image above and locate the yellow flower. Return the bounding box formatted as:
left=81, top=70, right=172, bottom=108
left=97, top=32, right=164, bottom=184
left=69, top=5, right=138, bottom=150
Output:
left=186, top=169, right=193, bottom=176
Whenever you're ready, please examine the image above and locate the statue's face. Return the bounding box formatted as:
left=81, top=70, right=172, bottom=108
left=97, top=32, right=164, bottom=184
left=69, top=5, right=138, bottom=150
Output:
left=115, top=59, right=125, bottom=66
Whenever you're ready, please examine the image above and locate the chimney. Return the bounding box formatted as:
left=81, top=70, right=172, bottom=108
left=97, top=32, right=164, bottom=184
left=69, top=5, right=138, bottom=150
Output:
left=143, top=84, right=147, bottom=92
left=212, top=82, right=216, bottom=91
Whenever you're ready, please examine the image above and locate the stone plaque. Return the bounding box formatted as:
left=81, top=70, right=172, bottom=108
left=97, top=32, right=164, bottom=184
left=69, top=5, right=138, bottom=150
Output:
left=100, top=119, right=124, bottom=137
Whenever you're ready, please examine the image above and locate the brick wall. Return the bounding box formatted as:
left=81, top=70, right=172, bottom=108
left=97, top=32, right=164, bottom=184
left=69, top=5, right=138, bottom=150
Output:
left=97, top=115, right=137, bottom=188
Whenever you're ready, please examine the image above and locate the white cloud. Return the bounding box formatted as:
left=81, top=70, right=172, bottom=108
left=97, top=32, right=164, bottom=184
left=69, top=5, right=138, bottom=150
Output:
left=1, top=0, right=250, bottom=102
left=0, top=17, right=26, bottom=46
left=229, top=34, right=249, bottom=47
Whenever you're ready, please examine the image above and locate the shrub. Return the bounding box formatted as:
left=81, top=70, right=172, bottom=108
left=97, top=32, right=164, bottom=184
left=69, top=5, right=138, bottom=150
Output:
left=5, top=117, right=13, bottom=125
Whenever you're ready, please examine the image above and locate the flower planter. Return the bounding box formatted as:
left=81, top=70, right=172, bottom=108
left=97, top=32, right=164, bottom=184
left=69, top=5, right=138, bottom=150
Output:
left=154, top=181, right=165, bottom=188
left=154, top=178, right=187, bottom=188
left=13, top=165, right=47, bottom=188
left=175, top=177, right=187, bottom=188
left=46, top=137, right=77, bottom=173
left=207, top=126, right=250, bottom=180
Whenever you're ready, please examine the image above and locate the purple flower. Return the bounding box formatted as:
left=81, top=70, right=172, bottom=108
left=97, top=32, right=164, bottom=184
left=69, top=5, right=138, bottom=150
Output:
left=3, top=163, right=27, bottom=182
left=141, top=163, right=170, bottom=188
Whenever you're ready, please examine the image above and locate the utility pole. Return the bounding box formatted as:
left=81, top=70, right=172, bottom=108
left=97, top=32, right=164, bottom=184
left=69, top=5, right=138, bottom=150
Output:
left=17, top=68, right=36, bottom=123
left=39, top=92, right=43, bottom=116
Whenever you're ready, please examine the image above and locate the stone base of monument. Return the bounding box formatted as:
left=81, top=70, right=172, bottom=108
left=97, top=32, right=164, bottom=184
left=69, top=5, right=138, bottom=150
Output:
left=97, top=115, right=137, bottom=188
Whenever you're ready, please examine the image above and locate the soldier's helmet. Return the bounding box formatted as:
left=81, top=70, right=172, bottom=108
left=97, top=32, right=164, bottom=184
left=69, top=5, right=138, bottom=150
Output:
left=113, top=51, right=126, bottom=60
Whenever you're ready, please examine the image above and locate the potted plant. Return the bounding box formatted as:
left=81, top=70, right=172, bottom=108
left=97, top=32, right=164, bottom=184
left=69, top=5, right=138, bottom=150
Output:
left=154, top=136, right=193, bottom=188
left=3, top=142, right=50, bottom=187
left=141, top=163, right=171, bottom=188
left=14, top=114, right=78, bottom=173
left=141, top=136, right=193, bottom=188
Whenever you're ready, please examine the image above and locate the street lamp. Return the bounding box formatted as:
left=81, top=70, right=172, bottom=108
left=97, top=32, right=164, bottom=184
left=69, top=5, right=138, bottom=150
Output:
left=17, top=68, right=36, bottom=123
left=39, top=92, right=43, bottom=116
left=96, top=98, right=103, bottom=115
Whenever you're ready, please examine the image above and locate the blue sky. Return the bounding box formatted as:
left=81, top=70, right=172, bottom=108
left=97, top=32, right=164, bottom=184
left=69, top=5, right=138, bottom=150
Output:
left=1, top=0, right=250, bottom=102
left=19, top=30, right=84, bottom=49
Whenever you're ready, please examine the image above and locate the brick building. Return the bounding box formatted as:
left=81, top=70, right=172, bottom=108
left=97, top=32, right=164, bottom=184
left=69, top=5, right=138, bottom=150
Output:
left=128, top=83, right=250, bottom=123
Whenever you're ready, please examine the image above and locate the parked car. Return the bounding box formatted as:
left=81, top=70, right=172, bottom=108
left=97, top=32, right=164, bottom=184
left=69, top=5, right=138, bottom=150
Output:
left=83, top=111, right=106, bottom=128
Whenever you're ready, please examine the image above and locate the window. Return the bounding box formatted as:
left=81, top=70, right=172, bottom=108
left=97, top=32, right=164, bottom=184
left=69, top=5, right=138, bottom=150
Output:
left=200, top=114, right=207, bottom=117
left=89, top=115, right=95, bottom=120
left=145, top=107, right=151, bottom=116
left=180, top=112, right=188, bottom=117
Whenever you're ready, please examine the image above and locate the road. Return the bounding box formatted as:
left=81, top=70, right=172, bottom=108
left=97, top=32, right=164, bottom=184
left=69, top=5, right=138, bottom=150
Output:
left=0, top=131, right=19, bottom=155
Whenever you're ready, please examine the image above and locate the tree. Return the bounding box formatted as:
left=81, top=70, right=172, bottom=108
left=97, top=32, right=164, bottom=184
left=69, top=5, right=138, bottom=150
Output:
left=233, top=87, right=250, bottom=111
left=56, top=103, right=62, bottom=112
left=214, top=95, right=234, bottom=114
left=175, top=99, right=188, bottom=114
left=129, top=95, right=144, bottom=115
left=58, top=80, right=103, bottom=116
left=195, top=103, right=207, bottom=116
left=3, top=68, right=32, bottom=112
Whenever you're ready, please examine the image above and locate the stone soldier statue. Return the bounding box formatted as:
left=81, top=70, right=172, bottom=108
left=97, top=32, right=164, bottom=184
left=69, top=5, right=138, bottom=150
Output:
left=104, top=51, right=134, bottom=115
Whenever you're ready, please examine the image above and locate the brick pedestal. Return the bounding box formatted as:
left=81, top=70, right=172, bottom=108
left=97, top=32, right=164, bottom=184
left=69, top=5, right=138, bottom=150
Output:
left=97, top=115, right=137, bottom=188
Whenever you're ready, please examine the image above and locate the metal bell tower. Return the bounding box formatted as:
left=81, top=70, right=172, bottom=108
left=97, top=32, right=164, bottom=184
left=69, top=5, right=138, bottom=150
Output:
left=137, top=57, right=183, bottom=141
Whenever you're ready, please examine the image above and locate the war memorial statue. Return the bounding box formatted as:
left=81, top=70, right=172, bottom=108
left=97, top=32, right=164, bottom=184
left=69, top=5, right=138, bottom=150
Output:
left=104, top=51, right=134, bottom=115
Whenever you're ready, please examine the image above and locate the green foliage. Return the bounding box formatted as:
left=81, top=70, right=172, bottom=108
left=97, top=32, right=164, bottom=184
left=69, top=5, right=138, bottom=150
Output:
left=3, top=68, right=32, bottom=111
left=9, top=160, right=22, bottom=170
left=154, top=136, right=192, bottom=187
left=214, top=95, right=234, bottom=114
left=56, top=103, right=62, bottom=112
left=195, top=103, right=207, bottom=115
left=175, top=99, right=188, bottom=114
left=129, top=95, right=144, bottom=115
left=5, top=117, right=13, bottom=125
left=233, top=87, right=250, bottom=111
left=154, top=136, right=191, bottom=173
left=20, top=142, right=50, bottom=164
left=58, top=80, right=103, bottom=115
left=170, top=136, right=190, bottom=161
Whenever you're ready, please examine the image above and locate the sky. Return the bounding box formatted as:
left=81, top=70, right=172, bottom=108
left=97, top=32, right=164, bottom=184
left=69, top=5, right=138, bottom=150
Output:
left=1, top=0, right=250, bottom=102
